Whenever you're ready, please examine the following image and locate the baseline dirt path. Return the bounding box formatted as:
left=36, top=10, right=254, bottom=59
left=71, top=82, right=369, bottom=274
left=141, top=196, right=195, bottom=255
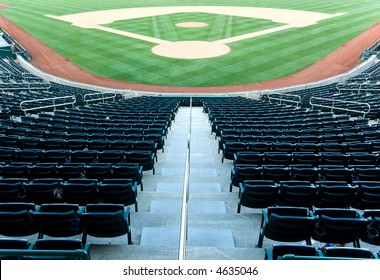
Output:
left=0, top=14, right=379, bottom=93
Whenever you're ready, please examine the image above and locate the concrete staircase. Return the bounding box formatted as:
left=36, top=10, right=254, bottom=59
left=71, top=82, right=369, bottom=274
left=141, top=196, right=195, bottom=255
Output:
left=90, top=106, right=265, bottom=260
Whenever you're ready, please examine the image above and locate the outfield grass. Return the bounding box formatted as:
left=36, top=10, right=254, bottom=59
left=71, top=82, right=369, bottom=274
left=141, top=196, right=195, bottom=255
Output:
left=1, top=0, right=379, bottom=87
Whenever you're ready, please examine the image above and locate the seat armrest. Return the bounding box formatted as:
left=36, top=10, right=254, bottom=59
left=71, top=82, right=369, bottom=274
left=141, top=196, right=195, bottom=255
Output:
left=239, top=183, right=245, bottom=197
left=264, top=247, right=273, bottom=260
left=123, top=207, right=131, bottom=221
left=262, top=210, right=269, bottom=224
left=132, top=182, right=138, bottom=193
left=231, top=166, right=236, bottom=176
left=316, top=249, right=324, bottom=257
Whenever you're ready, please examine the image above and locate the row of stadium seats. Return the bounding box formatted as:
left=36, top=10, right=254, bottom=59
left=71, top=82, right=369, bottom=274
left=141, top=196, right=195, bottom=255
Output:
left=236, top=180, right=380, bottom=211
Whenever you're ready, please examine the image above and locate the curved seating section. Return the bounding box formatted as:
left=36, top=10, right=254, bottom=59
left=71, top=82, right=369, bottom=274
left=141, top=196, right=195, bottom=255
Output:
left=0, top=56, right=181, bottom=258
left=204, top=95, right=380, bottom=257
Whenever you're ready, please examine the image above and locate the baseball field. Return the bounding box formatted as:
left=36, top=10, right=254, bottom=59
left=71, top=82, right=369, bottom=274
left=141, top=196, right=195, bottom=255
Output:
left=0, top=0, right=379, bottom=87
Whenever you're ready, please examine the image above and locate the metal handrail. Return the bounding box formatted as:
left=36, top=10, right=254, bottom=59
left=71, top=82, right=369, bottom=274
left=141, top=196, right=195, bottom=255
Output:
left=178, top=96, right=192, bottom=260
left=309, top=96, right=371, bottom=117
left=20, top=95, right=76, bottom=115
left=83, top=92, right=117, bottom=105
left=262, top=92, right=302, bottom=108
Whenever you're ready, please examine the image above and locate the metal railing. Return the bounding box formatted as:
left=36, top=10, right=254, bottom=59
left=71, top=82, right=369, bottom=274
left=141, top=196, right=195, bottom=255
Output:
left=178, top=96, right=192, bottom=260
left=262, top=92, right=302, bottom=108
left=20, top=95, right=76, bottom=115
left=1, top=27, right=32, bottom=61
left=83, top=92, right=117, bottom=105
left=309, top=96, right=371, bottom=117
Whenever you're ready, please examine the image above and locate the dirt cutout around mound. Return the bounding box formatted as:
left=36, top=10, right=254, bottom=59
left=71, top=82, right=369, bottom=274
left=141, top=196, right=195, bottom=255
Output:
left=0, top=11, right=380, bottom=93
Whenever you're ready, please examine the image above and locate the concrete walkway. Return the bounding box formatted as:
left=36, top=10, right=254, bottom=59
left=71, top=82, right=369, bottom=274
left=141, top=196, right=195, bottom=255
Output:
left=90, top=107, right=264, bottom=260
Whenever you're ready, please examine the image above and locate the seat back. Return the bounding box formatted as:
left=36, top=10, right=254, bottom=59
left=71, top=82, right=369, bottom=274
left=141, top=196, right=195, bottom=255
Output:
left=239, top=181, right=279, bottom=211
left=98, top=180, right=137, bottom=208
left=314, top=182, right=357, bottom=208
left=323, top=247, right=377, bottom=259
left=61, top=179, right=99, bottom=205
left=313, top=214, right=370, bottom=245
left=353, top=181, right=380, bottom=209
left=277, top=181, right=318, bottom=208
left=270, top=244, right=318, bottom=260
left=78, top=204, right=131, bottom=244
left=0, top=210, right=37, bottom=236
left=265, top=213, right=317, bottom=243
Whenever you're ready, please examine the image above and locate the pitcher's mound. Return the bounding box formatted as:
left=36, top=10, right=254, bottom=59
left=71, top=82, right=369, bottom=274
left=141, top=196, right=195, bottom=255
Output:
left=151, top=41, right=231, bottom=59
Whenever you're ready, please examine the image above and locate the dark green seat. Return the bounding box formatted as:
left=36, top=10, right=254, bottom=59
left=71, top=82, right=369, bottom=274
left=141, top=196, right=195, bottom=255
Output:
left=78, top=204, right=132, bottom=245
left=258, top=206, right=318, bottom=248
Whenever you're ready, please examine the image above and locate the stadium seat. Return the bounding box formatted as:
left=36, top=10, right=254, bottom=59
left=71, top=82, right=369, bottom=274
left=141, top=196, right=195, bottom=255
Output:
left=97, top=150, right=125, bottom=164
left=14, top=149, right=43, bottom=163
left=264, top=153, right=292, bottom=166
left=276, top=181, right=318, bottom=208
left=237, top=180, right=279, bottom=212
left=0, top=202, right=38, bottom=237
left=322, top=247, right=379, bottom=259
left=222, top=142, right=247, bottom=162
left=257, top=206, right=318, bottom=248
left=314, top=181, right=357, bottom=208
left=361, top=210, right=380, bottom=246
left=352, top=181, right=380, bottom=209
left=30, top=203, right=82, bottom=239
left=0, top=178, right=27, bottom=202
left=42, top=149, right=70, bottom=164
left=352, top=166, right=380, bottom=181
left=61, top=179, right=99, bottom=205
left=264, top=244, right=320, bottom=260
left=69, top=150, right=98, bottom=164
left=98, top=179, right=138, bottom=211
left=124, top=150, right=155, bottom=174
left=319, top=165, right=353, bottom=183
left=111, top=163, right=144, bottom=191
left=27, top=164, right=58, bottom=180
left=83, top=163, right=113, bottom=180
left=312, top=208, right=371, bottom=247
left=78, top=204, right=132, bottom=245
left=25, top=179, right=64, bottom=205
left=262, top=166, right=292, bottom=182
left=55, top=163, right=84, bottom=180
left=40, top=138, right=66, bottom=150
left=291, top=153, right=320, bottom=167
left=230, top=164, right=262, bottom=192
left=233, top=152, right=263, bottom=165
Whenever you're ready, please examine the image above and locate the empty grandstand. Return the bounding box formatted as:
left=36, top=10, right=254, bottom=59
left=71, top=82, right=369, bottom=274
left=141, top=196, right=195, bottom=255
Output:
left=0, top=2, right=380, bottom=264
